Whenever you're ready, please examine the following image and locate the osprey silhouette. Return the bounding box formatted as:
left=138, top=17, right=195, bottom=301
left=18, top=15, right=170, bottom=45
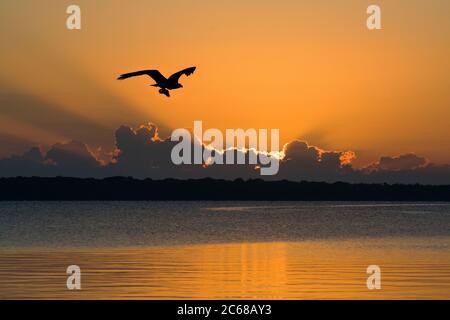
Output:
left=117, top=66, right=196, bottom=97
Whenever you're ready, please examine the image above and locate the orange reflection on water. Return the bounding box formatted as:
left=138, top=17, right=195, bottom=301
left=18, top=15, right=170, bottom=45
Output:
left=1, top=239, right=449, bottom=299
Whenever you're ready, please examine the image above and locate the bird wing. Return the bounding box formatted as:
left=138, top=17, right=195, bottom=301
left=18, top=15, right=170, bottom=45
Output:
left=168, top=67, right=196, bottom=83
left=117, top=70, right=167, bottom=84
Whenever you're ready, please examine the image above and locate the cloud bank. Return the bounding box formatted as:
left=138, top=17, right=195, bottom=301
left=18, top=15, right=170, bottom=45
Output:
left=1, top=122, right=450, bottom=185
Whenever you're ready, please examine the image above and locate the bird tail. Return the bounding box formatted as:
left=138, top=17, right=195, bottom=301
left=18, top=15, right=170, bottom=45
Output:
left=117, top=74, right=129, bottom=80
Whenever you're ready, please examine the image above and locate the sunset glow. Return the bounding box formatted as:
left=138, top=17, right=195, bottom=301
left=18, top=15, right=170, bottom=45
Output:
left=1, top=0, right=449, bottom=167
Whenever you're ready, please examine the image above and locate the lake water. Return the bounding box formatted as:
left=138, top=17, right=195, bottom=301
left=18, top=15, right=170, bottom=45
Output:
left=0, top=201, right=449, bottom=299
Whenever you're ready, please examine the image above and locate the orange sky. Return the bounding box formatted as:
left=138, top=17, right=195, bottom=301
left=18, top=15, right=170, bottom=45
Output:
left=0, top=0, right=449, bottom=166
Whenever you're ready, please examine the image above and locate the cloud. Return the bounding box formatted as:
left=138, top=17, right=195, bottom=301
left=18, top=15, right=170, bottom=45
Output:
left=274, top=140, right=356, bottom=182
left=108, top=123, right=189, bottom=178
left=358, top=163, right=450, bottom=185
left=0, top=122, right=449, bottom=185
left=45, top=141, right=101, bottom=176
left=0, top=141, right=101, bottom=178
left=107, top=123, right=261, bottom=179
left=356, top=154, right=450, bottom=185
left=364, top=153, right=427, bottom=172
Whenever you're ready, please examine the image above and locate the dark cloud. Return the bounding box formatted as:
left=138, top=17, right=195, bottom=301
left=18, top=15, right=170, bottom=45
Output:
left=107, top=123, right=260, bottom=179
left=357, top=163, right=450, bottom=185
left=0, top=141, right=101, bottom=178
left=45, top=141, right=101, bottom=177
left=274, top=140, right=356, bottom=182
left=0, top=122, right=449, bottom=185
left=364, top=153, right=427, bottom=172
left=108, top=123, right=192, bottom=178
left=0, top=147, right=48, bottom=177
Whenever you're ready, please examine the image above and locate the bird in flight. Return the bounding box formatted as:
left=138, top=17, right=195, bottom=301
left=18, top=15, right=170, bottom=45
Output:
left=117, top=66, right=196, bottom=97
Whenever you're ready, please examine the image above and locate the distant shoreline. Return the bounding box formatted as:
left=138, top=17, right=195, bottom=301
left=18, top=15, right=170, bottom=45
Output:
left=0, top=177, right=449, bottom=201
